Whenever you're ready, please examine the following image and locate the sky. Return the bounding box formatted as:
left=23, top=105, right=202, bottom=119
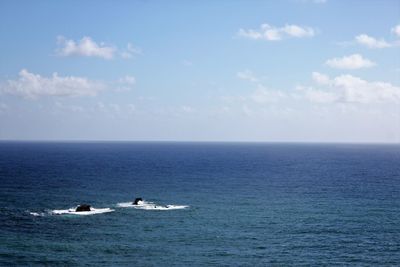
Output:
left=0, top=0, right=399, bottom=143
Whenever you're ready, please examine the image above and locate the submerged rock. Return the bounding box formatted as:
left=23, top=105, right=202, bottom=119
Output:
left=133, top=198, right=143, bottom=205
left=75, top=204, right=91, bottom=212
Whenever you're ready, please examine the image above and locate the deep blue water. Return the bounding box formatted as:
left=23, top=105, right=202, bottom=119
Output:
left=0, top=142, right=399, bottom=266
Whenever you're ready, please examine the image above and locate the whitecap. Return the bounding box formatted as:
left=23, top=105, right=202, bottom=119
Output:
left=143, top=205, right=189, bottom=210
left=51, top=207, right=114, bottom=216
left=117, top=202, right=136, bottom=208
left=29, top=212, right=46, bottom=217
left=117, top=200, right=188, bottom=210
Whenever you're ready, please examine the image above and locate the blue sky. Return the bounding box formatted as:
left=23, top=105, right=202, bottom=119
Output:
left=0, top=0, right=399, bottom=142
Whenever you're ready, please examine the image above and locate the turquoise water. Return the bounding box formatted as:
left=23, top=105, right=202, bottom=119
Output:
left=1, top=142, right=399, bottom=265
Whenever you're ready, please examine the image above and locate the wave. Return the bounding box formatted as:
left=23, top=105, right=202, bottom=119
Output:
left=28, top=199, right=187, bottom=217
left=51, top=207, right=114, bottom=216
left=29, top=211, right=46, bottom=217
left=117, top=200, right=188, bottom=210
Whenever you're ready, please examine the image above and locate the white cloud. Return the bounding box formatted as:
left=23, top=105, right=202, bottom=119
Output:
left=238, top=23, right=315, bottom=41
left=94, top=102, right=138, bottom=116
left=1, top=69, right=105, bottom=98
left=56, top=36, right=116, bottom=59
left=96, top=102, right=121, bottom=113
left=312, top=72, right=330, bottom=85
left=325, top=54, right=375, bottom=69
left=181, top=105, right=194, bottom=113
left=120, top=43, right=142, bottom=59
left=334, top=75, right=400, bottom=103
left=307, top=72, right=400, bottom=104
left=54, top=102, right=85, bottom=113
left=391, top=24, right=400, bottom=37
left=115, top=75, right=136, bottom=92
left=297, top=85, right=338, bottom=103
left=251, top=85, right=286, bottom=103
left=119, top=75, right=136, bottom=85
left=237, top=70, right=259, bottom=82
left=355, top=34, right=391, bottom=49
left=229, top=70, right=400, bottom=107
left=220, top=84, right=286, bottom=108
left=282, top=24, right=314, bottom=37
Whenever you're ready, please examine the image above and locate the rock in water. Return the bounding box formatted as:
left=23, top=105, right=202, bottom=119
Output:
left=76, top=204, right=91, bottom=212
left=133, top=198, right=143, bottom=205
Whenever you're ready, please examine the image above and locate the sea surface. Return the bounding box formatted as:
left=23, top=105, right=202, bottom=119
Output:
left=0, top=141, right=399, bottom=266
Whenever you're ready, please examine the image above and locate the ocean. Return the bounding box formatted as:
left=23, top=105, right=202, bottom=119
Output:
left=0, top=142, right=399, bottom=266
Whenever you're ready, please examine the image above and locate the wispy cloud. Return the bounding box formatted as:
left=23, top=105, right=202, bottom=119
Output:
left=118, top=75, right=136, bottom=86
left=56, top=36, right=141, bottom=60
left=297, top=85, right=338, bottom=104
left=56, top=36, right=116, bottom=59
left=94, top=102, right=137, bottom=116
left=325, top=54, right=375, bottom=69
left=0, top=69, right=105, bottom=98
left=181, top=105, right=195, bottom=113
left=355, top=34, right=392, bottom=49
left=312, top=72, right=330, bottom=85
left=0, top=69, right=138, bottom=98
left=237, top=70, right=259, bottom=82
left=227, top=71, right=400, bottom=107
left=303, top=72, right=400, bottom=104
left=391, top=24, right=400, bottom=38
left=120, top=43, right=142, bottom=59
left=116, top=75, right=136, bottom=92
left=54, top=101, right=85, bottom=113
left=250, top=85, right=286, bottom=103
left=344, top=25, right=400, bottom=49
left=238, top=23, right=315, bottom=41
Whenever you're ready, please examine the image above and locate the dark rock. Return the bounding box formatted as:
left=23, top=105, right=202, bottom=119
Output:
left=76, top=204, right=91, bottom=212
left=133, top=198, right=143, bottom=205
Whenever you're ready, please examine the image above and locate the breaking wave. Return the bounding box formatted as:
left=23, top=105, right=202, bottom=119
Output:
left=28, top=200, right=187, bottom=217
left=29, top=211, right=46, bottom=217
left=117, top=200, right=188, bottom=210
left=51, top=207, right=114, bottom=216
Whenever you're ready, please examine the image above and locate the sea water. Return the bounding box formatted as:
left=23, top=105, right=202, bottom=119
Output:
left=0, top=142, right=399, bottom=265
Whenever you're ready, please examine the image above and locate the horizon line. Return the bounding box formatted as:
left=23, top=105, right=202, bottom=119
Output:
left=0, top=139, right=399, bottom=145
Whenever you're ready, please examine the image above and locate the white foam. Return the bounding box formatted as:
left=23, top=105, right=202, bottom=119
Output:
left=117, top=202, right=137, bottom=208
left=140, top=204, right=188, bottom=210
left=51, top=207, right=114, bottom=216
left=29, top=212, right=45, bottom=217
left=117, top=200, right=188, bottom=210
